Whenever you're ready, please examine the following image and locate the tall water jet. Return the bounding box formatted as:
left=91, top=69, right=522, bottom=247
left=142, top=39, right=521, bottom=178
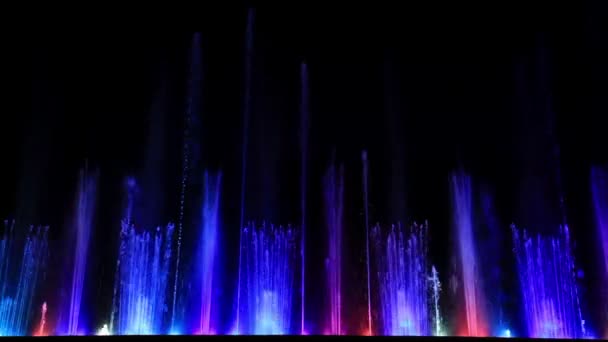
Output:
left=299, top=61, right=309, bottom=336
left=195, top=171, right=222, bottom=335
left=0, top=221, right=49, bottom=336
left=324, top=160, right=344, bottom=335
left=591, top=166, right=607, bottom=334
left=238, top=224, right=297, bottom=335
left=235, top=8, right=255, bottom=334
left=361, top=151, right=373, bottom=335
left=449, top=172, right=488, bottom=336
left=511, top=224, right=587, bottom=338
left=57, top=167, right=98, bottom=335
left=172, top=32, right=203, bottom=332
left=371, top=222, right=441, bottom=336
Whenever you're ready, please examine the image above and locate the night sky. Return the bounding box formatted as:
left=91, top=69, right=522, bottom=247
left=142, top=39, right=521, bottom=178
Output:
left=0, top=3, right=607, bottom=335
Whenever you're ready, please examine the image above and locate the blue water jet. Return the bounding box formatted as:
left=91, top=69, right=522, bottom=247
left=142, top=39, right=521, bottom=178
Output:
left=0, top=221, right=49, bottom=336
left=237, top=223, right=297, bottom=335
left=57, top=167, right=98, bottom=335
left=193, top=171, right=222, bottom=334
left=511, top=224, right=587, bottom=338
left=371, top=222, right=441, bottom=336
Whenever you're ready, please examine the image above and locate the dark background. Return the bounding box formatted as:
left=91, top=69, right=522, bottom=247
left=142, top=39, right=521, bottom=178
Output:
left=0, top=3, right=607, bottom=336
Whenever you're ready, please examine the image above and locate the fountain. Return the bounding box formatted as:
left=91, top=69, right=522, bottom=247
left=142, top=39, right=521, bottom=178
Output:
left=591, top=166, right=607, bottom=337
left=449, top=171, right=488, bottom=336
left=236, top=223, right=297, bottom=335
left=172, top=31, right=203, bottom=334
left=361, top=151, right=373, bottom=335
left=111, top=178, right=175, bottom=335
left=511, top=224, right=587, bottom=338
left=371, top=222, right=441, bottom=336
left=0, top=221, right=49, bottom=336
left=194, top=171, right=222, bottom=335
left=57, top=167, right=98, bottom=335
left=324, top=161, right=344, bottom=335
left=234, top=9, right=255, bottom=335
left=112, top=220, right=175, bottom=335
left=299, top=61, right=309, bottom=337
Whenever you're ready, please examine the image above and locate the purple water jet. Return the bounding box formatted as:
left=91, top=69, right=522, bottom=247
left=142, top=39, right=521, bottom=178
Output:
left=449, top=172, right=488, bottom=336
left=591, top=166, right=607, bottom=331
left=57, top=167, right=98, bottom=335
left=324, top=161, right=344, bottom=335
left=195, top=171, right=222, bottom=334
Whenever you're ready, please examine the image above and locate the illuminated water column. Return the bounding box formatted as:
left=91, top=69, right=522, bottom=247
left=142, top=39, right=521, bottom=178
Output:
left=0, top=222, right=49, bottom=336
left=591, top=166, right=607, bottom=338
left=238, top=224, right=297, bottom=335
left=57, top=168, right=98, bottom=335
left=449, top=172, right=488, bottom=336
left=511, top=225, right=586, bottom=338
left=371, top=223, right=441, bottom=336
left=324, top=162, right=344, bottom=335
left=112, top=178, right=174, bottom=336
left=195, top=171, right=222, bottom=335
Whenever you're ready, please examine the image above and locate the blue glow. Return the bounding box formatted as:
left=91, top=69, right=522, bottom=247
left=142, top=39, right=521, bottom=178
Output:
left=512, top=225, right=587, bottom=338
left=371, top=223, right=439, bottom=336
left=237, top=224, right=298, bottom=335
left=57, top=168, right=98, bottom=336
left=0, top=222, right=49, bottom=337
left=193, top=171, right=222, bottom=335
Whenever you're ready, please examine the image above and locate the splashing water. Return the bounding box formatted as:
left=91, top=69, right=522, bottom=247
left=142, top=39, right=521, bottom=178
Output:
left=450, top=172, right=488, bottom=336
left=511, top=224, right=586, bottom=338
left=58, top=168, right=98, bottom=335
left=113, top=221, right=175, bottom=335
left=430, top=266, right=443, bottom=336
left=237, top=224, right=297, bottom=335
left=371, top=222, right=439, bottom=336
left=0, top=222, right=49, bottom=336
left=324, top=161, right=344, bottom=335
left=195, top=171, right=222, bottom=335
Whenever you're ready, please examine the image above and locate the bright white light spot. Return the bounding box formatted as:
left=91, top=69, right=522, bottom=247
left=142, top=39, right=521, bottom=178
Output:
left=96, top=324, right=110, bottom=336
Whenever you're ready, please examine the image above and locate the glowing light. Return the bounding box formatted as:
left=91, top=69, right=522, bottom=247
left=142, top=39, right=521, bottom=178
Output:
left=512, top=225, right=586, bottom=338
left=371, top=222, right=437, bottom=336
left=195, top=172, right=222, bottom=335
left=168, top=329, right=183, bottom=336
left=502, top=329, right=512, bottom=338
left=237, top=224, right=298, bottom=335
left=96, top=324, right=110, bottom=336
left=324, top=162, right=344, bottom=335
left=450, top=172, right=489, bottom=337
left=0, top=222, right=49, bottom=337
